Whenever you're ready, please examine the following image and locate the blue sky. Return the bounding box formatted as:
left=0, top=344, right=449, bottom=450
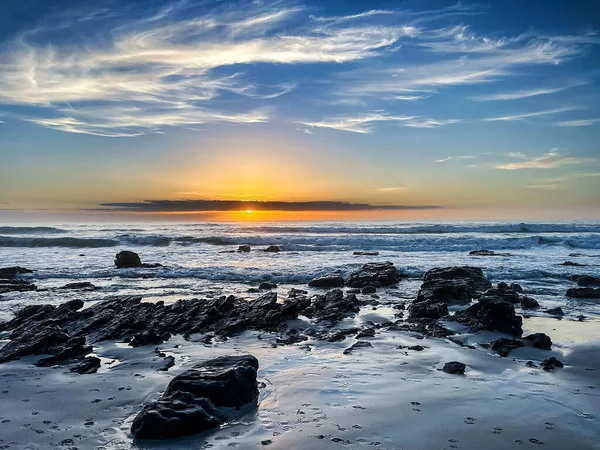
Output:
left=0, top=0, right=599, bottom=219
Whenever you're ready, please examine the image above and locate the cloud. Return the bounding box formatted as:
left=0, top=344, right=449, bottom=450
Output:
left=376, top=186, right=405, bottom=192
left=506, top=152, right=527, bottom=158
left=526, top=172, right=600, bottom=190
left=297, top=112, right=458, bottom=133
left=0, top=2, right=409, bottom=136
left=557, top=118, right=600, bottom=127
left=99, top=199, right=441, bottom=212
left=471, top=83, right=584, bottom=101
left=435, top=156, right=452, bottom=163
left=494, top=150, right=593, bottom=170
left=483, top=107, right=583, bottom=122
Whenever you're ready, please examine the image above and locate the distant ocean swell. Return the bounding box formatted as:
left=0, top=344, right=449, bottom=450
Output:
left=1, top=233, right=600, bottom=250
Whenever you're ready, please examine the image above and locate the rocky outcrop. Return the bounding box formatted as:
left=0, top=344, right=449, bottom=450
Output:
left=131, top=355, right=259, bottom=440
left=308, top=274, right=344, bottom=288
left=129, top=330, right=172, bottom=347
left=115, top=251, right=142, bottom=268
left=408, top=300, right=448, bottom=319
left=0, top=266, right=32, bottom=279
left=258, top=281, right=277, bottom=290
left=0, top=279, right=37, bottom=293
left=454, top=298, right=523, bottom=336
left=469, top=250, right=512, bottom=257
left=347, top=262, right=402, bottom=288
left=264, top=246, right=281, bottom=253
left=569, top=275, right=600, bottom=287
left=238, top=245, right=251, bottom=253
left=59, top=282, right=100, bottom=290
left=343, top=341, right=373, bottom=355
left=520, top=296, right=540, bottom=309
left=524, top=333, right=552, bottom=350
left=566, top=287, right=600, bottom=299
left=442, top=361, right=466, bottom=374
left=544, top=307, right=564, bottom=316
left=489, top=338, right=525, bottom=357
left=541, top=357, right=563, bottom=371
left=70, top=356, right=101, bottom=374
left=0, top=325, right=71, bottom=363
left=301, top=290, right=360, bottom=322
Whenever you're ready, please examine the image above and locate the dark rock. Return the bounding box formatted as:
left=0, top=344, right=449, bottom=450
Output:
left=0, top=325, right=71, bottom=363
left=70, top=356, right=101, bottom=374
left=238, top=245, right=251, bottom=253
left=322, top=328, right=360, bottom=342
left=302, top=289, right=360, bottom=322
left=131, top=391, right=224, bottom=440
left=454, top=299, right=523, bottom=336
left=526, top=361, right=537, bottom=368
left=0, top=266, right=32, bottom=279
left=141, top=263, right=163, bottom=268
left=568, top=275, right=600, bottom=287
left=159, top=356, right=175, bottom=372
left=479, top=287, right=521, bottom=304
left=355, top=328, right=375, bottom=339
left=524, top=333, right=552, bottom=350
left=361, top=286, right=377, bottom=294
left=544, top=307, right=564, bottom=316
left=353, top=251, right=379, bottom=256
left=469, top=249, right=512, bottom=257
left=442, top=361, right=466, bottom=374
left=490, top=338, right=525, bottom=357
left=510, top=283, right=523, bottom=293
left=497, top=282, right=509, bottom=289
left=566, top=287, right=600, bottom=299
left=347, top=262, right=401, bottom=288
left=252, top=291, right=278, bottom=309
left=423, top=266, right=492, bottom=292
left=59, top=282, right=99, bottom=290
left=308, top=274, right=344, bottom=288
left=165, top=355, right=259, bottom=408
left=115, top=251, right=142, bottom=268
left=0, top=279, right=37, bottom=293
left=259, top=281, right=277, bottom=290
left=264, top=246, right=281, bottom=253
left=561, top=261, right=585, bottom=267
left=520, top=296, right=540, bottom=309
left=408, top=300, right=449, bottom=319
left=35, top=336, right=91, bottom=367
left=288, top=288, right=308, bottom=298
left=129, top=330, right=172, bottom=347
left=541, top=357, right=563, bottom=371
left=343, top=341, right=373, bottom=355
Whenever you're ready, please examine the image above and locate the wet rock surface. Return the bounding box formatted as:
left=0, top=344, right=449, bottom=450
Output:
left=114, top=251, right=142, bottom=268
left=566, top=287, right=600, bottom=299
left=70, top=356, right=101, bottom=374
left=0, top=279, right=38, bottom=293
left=442, top=361, right=466, bottom=374
left=469, top=250, right=512, bottom=257
left=0, top=266, right=32, bottom=279
left=569, top=275, right=600, bottom=287
left=524, top=333, right=552, bottom=350
left=347, top=262, right=402, bottom=288
left=489, top=338, right=525, bottom=357
left=308, top=274, right=344, bottom=288
left=454, top=298, right=523, bottom=336
left=58, top=282, right=100, bottom=290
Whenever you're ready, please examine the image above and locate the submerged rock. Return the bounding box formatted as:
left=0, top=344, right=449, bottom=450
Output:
left=238, top=245, right=251, bottom=253
left=524, top=333, right=552, bottom=350
left=59, top=282, right=99, bottom=290
left=566, top=287, right=600, bottom=299
left=469, top=249, right=512, bottom=257
left=264, top=245, right=281, bottom=253
left=544, top=307, right=564, bottom=316
left=0, top=279, right=37, bottom=293
left=308, top=274, right=344, bottom=288
left=560, top=261, right=585, bottom=267
left=442, top=361, right=466, bottom=374
left=568, top=275, right=600, bottom=287
left=520, top=296, right=540, bottom=309
left=347, top=262, right=402, bottom=288
left=541, top=357, right=563, bottom=371
left=0, top=266, right=32, bottom=279
left=115, top=250, right=142, bottom=268
left=353, top=251, right=379, bottom=256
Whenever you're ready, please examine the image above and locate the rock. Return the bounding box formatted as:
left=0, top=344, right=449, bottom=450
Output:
left=129, top=330, right=172, bottom=347
left=264, top=246, right=281, bottom=253
left=0, top=279, right=37, bottom=293
left=259, top=281, right=277, bottom=290
left=70, top=356, right=101, bottom=374
left=0, top=266, right=32, bottom=279
left=442, top=361, right=466, bottom=374
left=308, top=274, right=344, bottom=288
left=520, top=296, right=540, bottom=309
left=288, top=288, right=308, bottom=298
left=361, top=286, right=377, bottom=294
left=131, top=391, right=224, bottom=440
left=497, top=282, right=509, bottom=289
left=408, top=300, right=449, bottom=319
left=343, top=341, right=373, bottom=355
left=165, top=355, right=259, bottom=408
left=568, top=275, right=600, bottom=287
left=469, top=249, right=512, bottom=257
left=524, top=333, right=552, bottom=350
left=561, top=261, right=585, bottom=267
left=159, top=356, right=175, bottom=372
left=353, top=251, right=379, bottom=256
left=0, top=325, right=71, bottom=363
left=355, top=328, right=375, bottom=338
left=114, top=251, right=142, bottom=268
left=347, top=262, right=401, bottom=288
left=541, top=357, right=563, bottom=371
left=238, top=245, right=251, bottom=252
left=455, top=299, right=523, bottom=336
left=423, top=266, right=492, bottom=292
left=510, top=283, right=523, bottom=293
left=35, top=336, right=91, bottom=367
left=490, top=338, right=525, bottom=357
left=59, top=282, right=99, bottom=290
left=302, top=289, right=360, bottom=322
left=544, top=307, right=564, bottom=316
left=141, top=263, right=163, bottom=268
left=566, top=287, right=600, bottom=299
left=252, top=291, right=278, bottom=309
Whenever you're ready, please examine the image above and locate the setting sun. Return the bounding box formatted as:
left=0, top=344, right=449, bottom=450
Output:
left=246, top=209, right=253, bottom=214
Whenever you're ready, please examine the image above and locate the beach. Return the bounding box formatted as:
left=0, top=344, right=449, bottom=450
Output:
left=0, top=221, right=599, bottom=449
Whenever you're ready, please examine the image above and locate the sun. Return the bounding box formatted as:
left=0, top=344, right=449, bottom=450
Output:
left=246, top=209, right=253, bottom=214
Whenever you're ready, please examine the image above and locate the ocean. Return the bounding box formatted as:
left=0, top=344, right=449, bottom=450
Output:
left=1, top=221, right=599, bottom=321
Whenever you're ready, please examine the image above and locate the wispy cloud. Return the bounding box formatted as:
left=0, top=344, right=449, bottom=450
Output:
left=494, top=150, right=593, bottom=170
left=435, top=156, right=452, bottom=163
left=376, top=186, right=405, bottom=192
left=297, top=112, right=458, bottom=133
left=472, top=83, right=584, bottom=101
left=506, top=152, right=527, bottom=158
left=526, top=172, right=600, bottom=190
left=557, top=118, right=600, bottom=127
left=483, top=107, right=583, bottom=122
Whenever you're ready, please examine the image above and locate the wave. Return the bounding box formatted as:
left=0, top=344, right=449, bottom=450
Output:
left=0, top=237, right=119, bottom=248
left=0, top=226, right=67, bottom=234
left=237, top=223, right=600, bottom=235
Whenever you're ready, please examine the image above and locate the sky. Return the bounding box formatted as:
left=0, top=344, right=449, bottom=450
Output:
left=0, top=0, right=599, bottom=221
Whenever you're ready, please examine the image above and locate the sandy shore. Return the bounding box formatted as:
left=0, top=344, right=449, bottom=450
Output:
left=1, top=304, right=598, bottom=450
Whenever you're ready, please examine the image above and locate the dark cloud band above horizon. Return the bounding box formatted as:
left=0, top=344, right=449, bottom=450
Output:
left=99, top=200, right=442, bottom=212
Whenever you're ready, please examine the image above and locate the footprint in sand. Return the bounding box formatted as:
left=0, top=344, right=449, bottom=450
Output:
left=464, top=417, right=476, bottom=425
left=544, top=422, right=555, bottom=430
left=410, top=401, right=421, bottom=406
left=529, top=438, right=544, bottom=445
